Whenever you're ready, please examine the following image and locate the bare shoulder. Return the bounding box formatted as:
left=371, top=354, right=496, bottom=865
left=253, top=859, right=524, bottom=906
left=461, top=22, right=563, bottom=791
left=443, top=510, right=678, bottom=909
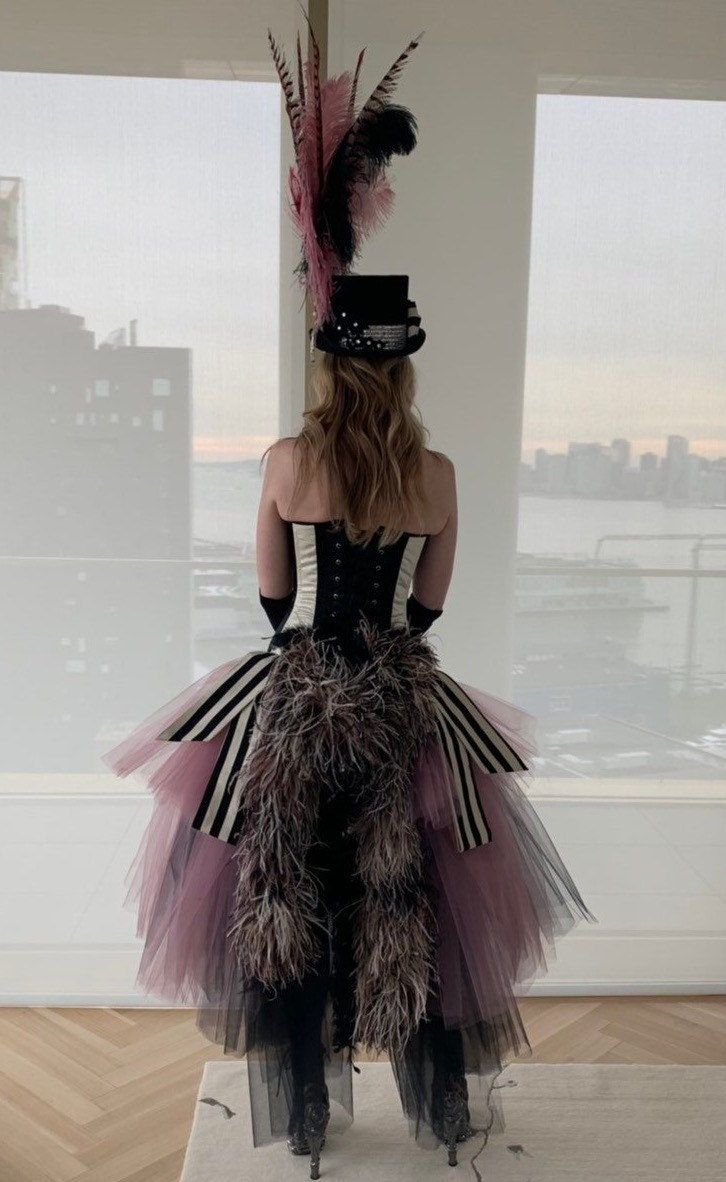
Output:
left=418, top=449, right=456, bottom=534
left=263, top=436, right=297, bottom=479
left=264, top=436, right=297, bottom=464
left=423, top=448, right=456, bottom=494
left=260, top=437, right=299, bottom=513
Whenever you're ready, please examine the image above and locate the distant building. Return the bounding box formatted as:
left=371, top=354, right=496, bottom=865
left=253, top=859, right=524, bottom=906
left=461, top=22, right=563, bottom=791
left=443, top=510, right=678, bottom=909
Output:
left=532, top=447, right=567, bottom=493
left=567, top=442, right=612, bottom=496
left=0, top=303, right=192, bottom=773
left=664, top=434, right=689, bottom=500
left=639, top=451, right=658, bottom=471
left=704, top=465, right=726, bottom=503
left=611, top=437, right=631, bottom=469
left=685, top=453, right=704, bottom=502
left=0, top=303, right=191, bottom=558
left=0, top=176, right=25, bottom=310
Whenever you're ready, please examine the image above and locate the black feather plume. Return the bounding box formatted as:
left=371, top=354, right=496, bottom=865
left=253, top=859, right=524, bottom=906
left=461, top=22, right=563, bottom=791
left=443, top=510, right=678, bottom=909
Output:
left=357, top=104, right=417, bottom=174
left=318, top=104, right=418, bottom=266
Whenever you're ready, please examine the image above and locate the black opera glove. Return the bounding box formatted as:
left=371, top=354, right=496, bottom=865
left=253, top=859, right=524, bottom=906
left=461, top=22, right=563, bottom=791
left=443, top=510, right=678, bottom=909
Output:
left=259, top=589, right=296, bottom=631
left=406, top=593, right=443, bottom=635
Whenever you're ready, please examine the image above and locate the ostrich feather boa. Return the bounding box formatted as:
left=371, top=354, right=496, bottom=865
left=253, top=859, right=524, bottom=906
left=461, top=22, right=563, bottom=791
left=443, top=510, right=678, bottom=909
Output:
left=229, top=620, right=441, bottom=1054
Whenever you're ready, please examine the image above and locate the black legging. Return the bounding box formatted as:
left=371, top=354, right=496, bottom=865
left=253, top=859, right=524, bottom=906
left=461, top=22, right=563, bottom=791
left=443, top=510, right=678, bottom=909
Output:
left=280, top=784, right=465, bottom=1125
left=281, top=784, right=361, bottom=1111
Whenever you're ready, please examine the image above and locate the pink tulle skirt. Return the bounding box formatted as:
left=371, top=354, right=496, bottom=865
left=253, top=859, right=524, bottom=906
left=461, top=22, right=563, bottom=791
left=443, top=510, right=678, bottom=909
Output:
left=102, top=657, right=593, bottom=1147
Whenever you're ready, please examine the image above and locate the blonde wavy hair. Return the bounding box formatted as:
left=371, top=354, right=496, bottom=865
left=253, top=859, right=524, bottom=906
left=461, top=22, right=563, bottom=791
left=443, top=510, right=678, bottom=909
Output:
left=290, top=351, right=429, bottom=546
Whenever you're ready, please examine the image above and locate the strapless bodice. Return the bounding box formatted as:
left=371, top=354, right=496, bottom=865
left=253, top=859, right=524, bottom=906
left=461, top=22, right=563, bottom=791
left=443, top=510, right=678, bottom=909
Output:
left=280, top=519, right=429, bottom=635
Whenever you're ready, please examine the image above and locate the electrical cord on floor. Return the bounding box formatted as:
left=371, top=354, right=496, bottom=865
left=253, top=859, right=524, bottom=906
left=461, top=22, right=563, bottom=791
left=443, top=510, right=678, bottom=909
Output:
left=468, top=1066, right=513, bottom=1181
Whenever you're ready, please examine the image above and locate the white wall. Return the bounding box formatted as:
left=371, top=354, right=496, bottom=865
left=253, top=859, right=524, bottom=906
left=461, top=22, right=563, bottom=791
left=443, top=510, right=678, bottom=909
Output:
left=0, top=1, right=296, bottom=77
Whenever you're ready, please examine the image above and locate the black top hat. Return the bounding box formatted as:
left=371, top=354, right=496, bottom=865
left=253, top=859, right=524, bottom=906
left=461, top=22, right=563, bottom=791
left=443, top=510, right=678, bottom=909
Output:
left=314, top=275, right=425, bottom=359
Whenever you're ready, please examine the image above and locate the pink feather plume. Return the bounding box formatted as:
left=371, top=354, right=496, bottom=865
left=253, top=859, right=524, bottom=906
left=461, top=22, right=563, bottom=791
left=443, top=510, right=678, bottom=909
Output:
left=289, top=69, right=357, bottom=322
left=353, top=175, right=395, bottom=239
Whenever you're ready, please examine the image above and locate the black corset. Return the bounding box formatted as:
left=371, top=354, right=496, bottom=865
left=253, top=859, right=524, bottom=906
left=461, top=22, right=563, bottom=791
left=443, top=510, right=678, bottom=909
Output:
left=312, top=523, right=411, bottom=633
left=261, top=519, right=432, bottom=660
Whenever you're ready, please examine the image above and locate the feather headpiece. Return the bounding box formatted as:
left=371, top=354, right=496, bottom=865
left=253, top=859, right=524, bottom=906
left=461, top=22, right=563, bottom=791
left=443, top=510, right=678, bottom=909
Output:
left=268, top=24, right=422, bottom=326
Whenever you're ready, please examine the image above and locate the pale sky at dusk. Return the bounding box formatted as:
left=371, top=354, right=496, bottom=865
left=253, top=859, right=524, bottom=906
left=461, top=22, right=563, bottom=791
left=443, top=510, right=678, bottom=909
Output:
left=523, top=94, right=726, bottom=464
left=2, top=73, right=724, bottom=464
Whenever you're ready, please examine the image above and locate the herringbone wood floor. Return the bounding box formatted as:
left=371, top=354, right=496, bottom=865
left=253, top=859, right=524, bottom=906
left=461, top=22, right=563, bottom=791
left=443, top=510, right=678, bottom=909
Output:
left=1, top=998, right=725, bottom=1182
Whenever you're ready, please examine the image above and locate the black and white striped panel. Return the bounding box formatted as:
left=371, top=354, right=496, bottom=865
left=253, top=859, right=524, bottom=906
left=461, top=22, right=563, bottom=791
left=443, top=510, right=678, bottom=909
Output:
left=407, top=299, right=422, bottom=341
left=433, top=672, right=528, bottom=775
left=434, top=713, right=491, bottom=851
left=156, top=651, right=276, bottom=742
left=192, top=701, right=259, bottom=840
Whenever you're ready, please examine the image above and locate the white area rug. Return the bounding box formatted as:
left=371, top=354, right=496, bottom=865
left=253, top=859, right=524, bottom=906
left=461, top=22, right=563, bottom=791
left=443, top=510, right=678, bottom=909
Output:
left=180, top=1060, right=726, bottom=1181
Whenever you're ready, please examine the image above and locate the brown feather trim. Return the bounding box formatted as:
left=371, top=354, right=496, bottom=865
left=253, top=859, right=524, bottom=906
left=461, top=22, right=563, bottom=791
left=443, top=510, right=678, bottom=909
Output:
left=267, top=29, right=302, bottom=153
left=352, top=886, right=438, bottom=1055
left=296, top=31, right=306, bottom=117
left=349, top=47, right=366, bottom=119
left=229, top=621, right=440, bottom=1048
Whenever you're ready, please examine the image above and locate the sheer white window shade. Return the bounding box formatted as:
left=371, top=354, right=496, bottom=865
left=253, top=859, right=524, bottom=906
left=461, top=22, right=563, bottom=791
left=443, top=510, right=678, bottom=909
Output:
left=0, top=70, right=281, bottom=793
left=518, top=95, right=726, bottom=783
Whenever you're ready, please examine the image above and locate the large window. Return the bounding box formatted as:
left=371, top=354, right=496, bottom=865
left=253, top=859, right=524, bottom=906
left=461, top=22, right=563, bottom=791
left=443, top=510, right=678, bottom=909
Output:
left=0, top=70, right=281, bottom=783
left=518, top=95, right=726, bottom=781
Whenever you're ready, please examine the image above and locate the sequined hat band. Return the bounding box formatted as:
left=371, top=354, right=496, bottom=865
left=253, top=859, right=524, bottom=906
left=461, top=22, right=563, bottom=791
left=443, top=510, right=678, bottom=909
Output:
left=314, top=276, right=426, bottom=359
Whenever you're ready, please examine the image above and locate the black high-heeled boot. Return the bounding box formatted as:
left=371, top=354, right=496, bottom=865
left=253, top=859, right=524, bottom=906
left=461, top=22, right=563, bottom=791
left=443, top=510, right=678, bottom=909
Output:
left=304, top=1082, right=330, bottom=1180
left=286, top=1081, right=330, bottom=1179
left=432, top=1074, right=474, bottom=1167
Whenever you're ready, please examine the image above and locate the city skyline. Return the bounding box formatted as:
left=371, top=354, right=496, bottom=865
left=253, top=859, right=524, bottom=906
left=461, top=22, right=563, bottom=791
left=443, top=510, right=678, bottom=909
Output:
left=521, top=435, right=726, bottom=465
left=521, top=432, right=726, bottom=503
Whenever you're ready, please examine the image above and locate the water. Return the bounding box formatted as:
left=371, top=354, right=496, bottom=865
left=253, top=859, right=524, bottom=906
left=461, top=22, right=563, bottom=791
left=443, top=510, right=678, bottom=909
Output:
left=518, top=496, right=726, bottom=566
left=518, top=496, right=726, bottom=683
left=193, top=461, right=263, bottom=552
